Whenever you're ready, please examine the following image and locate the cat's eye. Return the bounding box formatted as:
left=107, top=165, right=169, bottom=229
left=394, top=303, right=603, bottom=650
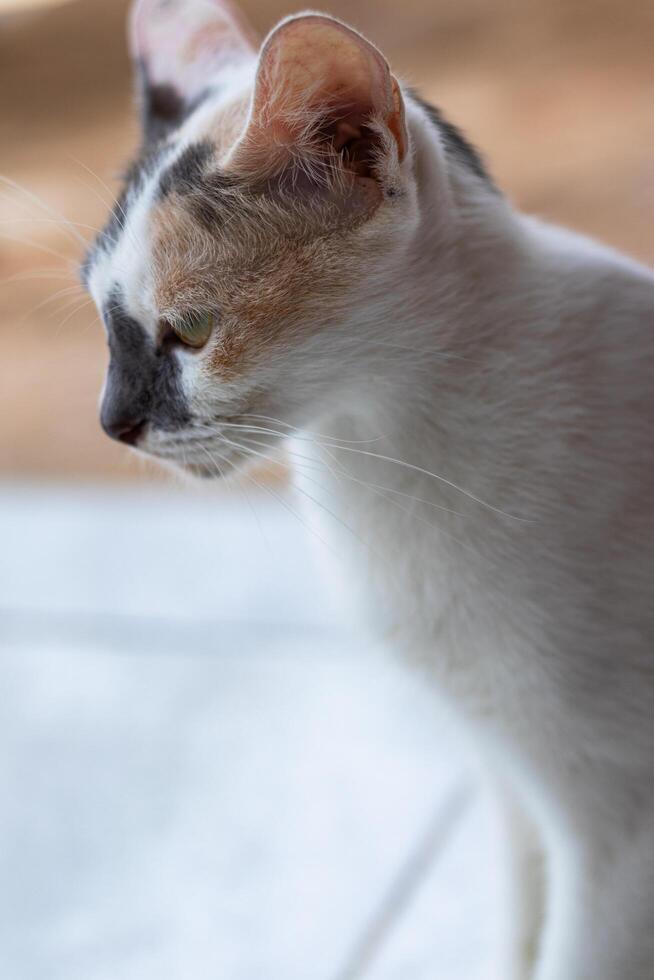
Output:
left=170, top=310, right=215, bottom=349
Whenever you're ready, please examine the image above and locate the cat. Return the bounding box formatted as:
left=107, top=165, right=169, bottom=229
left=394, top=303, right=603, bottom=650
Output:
left=83, top=1, right=654, bottom=977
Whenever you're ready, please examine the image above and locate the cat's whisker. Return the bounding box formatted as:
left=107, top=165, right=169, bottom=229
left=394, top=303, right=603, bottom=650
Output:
left=0, top=216, right=102, bottom=238
left=240, top=413, right=388, bottom=445
left=209, top=429, right=329, bottom=474
left=204, top=420, right=289, bottom=440
left=0, top=176, right=89, bottom=249
left=68, top=156, right=120, bottom=213
left=16, top=282, right=87, bottom=319
left=181, top=419, right=516, bottom=545
left=220, top=433, right=386, bottom=562
left=0, top=267, right=79, bottom=286
left=183, top=421, right=281, bottom=442
left=314, top=440, right=482, bottom=558
left=199, top=437, right=338, bottom=555
left=231, top=415, right=527, bottom=521
left=191, top=424, right=495, bottom=554
left=50, top=292, right=97, bottom=325
left=54, top=297, right=96, bottom=333
left=217, top=427, right=352, bottom=488
left=198, top=442, right=228, bottom=480
left=228, top=458, right=275, bottom=555
left=13, top=285, right=87, bottom=328
left=67, top=158, right=151, bottom=268
left=79, top=312, right=102, bottom=336
left=302, top=439, right=532, bottom=523
left=346, top=473, right=467, bottom=519
left=0, top=231, right=80, bottom=266
left=186, top=422, right=496, bottom=534
left=189, top=424, right=329, bottom=478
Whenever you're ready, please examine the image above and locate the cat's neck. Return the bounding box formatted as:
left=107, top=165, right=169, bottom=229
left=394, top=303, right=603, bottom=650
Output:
left=307, top=105, right=654, bottom=533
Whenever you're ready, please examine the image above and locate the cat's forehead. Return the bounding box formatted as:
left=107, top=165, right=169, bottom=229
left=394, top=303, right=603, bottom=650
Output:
left=86, top=82, right=251, bottom=330
left=87, top=173, right=158, bottom=332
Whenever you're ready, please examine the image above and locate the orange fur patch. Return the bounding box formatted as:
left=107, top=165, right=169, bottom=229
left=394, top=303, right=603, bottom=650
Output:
left=150, top=184, right=363, bottom=380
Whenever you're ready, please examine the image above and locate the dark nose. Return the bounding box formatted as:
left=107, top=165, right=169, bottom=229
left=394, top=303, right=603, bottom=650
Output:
left=101, top=413, right=146, bottom=446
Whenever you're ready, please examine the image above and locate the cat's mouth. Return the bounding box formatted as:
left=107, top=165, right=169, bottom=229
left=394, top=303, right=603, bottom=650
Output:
left=183, top=461, right=222, bottom=479
left=139, top=424, right=284, bottom=481
left=146, top=440, right=249, bottom=479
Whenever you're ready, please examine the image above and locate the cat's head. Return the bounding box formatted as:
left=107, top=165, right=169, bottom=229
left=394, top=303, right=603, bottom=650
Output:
left=83, top=1, right=432, bottom=477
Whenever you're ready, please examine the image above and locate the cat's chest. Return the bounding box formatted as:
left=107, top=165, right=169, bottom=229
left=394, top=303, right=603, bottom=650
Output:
left=290, top=445, right=490, bottom=644
left=294, top=458, right=543, bottom=729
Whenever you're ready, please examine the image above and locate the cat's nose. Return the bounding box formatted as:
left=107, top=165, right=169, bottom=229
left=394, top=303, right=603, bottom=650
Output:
left=101, top=413, right=146, bottom=446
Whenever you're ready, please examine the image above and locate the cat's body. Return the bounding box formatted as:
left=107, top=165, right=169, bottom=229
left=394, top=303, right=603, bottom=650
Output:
left=84, top=2, right=654, bottom=976
left=295, top=192, right=654, bottom=979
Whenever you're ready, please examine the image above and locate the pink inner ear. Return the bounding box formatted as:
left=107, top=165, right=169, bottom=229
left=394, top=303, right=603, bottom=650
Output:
left=130, top=0, right=256, bottom=101
left=239, top=15, right=407, bottom=167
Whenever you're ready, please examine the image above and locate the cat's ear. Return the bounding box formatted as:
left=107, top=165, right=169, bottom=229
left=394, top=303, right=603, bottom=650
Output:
left=130, top=0, right=257, bottom=143
left=227, top=14, right=408, bottom=206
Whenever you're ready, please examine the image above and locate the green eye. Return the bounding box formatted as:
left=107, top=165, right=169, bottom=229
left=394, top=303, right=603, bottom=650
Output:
left=172, top=310, right=215, bottom=349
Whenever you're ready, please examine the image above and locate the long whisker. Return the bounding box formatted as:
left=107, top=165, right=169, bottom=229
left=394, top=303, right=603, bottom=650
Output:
left=16, top=284, right=86, bottom=326
left=217, top=450, right=272, bottom=549
left=0, top=175, right=88, bottom=248
left=188, top=422, right=338, bottom=482
left=0, top=216, right=102, bottom=237
left=232, top=465, right=274, bottom=556
left=68, top=162, right=147, bottom=266
left=71, top=157, right=161, bottom=270
left=189, top=418, right=522, bottom=529
left=313, top=440, right=481, bottom=558
left=55, top=297, right=95, bottom=333
left=198, top=442, right=227, bottom=479
left=240, top=413, right=387, bottom=445
left=0, top=232, right=79, bottom=266
left=306, top=440, right=531, bottom=523
left=244, top=429, right=472, bottom=522
left=232, top=415, right=528, bottom=522
left=220, top=434, right=387, bottom=562
left=0, top=267, right=79, bottom=286
left=205, top=439, right=338, bottom=555
left=68, top=156, right=119, bottom=212
left=67, top=157, right=149, bottom=271
left=217, top=430, right=334, bottom=477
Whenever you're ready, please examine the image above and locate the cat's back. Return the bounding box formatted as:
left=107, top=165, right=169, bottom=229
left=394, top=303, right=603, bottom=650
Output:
left=516, top=217, right=654, bottom=453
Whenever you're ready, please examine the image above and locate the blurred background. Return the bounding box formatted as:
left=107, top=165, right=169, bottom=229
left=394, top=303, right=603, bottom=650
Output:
left=0, top=2, right=652, bottom=979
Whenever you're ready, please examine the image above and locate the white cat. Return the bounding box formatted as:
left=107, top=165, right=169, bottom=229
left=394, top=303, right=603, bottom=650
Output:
left=84, top=2, right=654, bottom=977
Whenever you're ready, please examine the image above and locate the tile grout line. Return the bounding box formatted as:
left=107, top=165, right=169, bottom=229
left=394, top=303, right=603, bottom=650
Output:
left=330, top=781, right=474, bottom=980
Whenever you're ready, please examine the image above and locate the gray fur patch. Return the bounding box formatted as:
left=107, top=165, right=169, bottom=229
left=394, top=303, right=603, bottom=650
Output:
left=158, top=140, right=215, bottom=198
left=136, top=59, right=213, bottom=146
left=100, top=289, right=190, bottom=437
left=81, top=145, right=167, bottom=284
left=409, top=90, right=498, bottom=192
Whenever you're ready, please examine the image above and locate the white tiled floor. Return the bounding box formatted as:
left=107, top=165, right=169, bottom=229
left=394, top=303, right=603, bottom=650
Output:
left=0, top=482, right=499, bottom=980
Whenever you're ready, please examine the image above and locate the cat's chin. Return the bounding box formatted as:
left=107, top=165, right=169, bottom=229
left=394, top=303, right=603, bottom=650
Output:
left=184, top=462, right=222, bottom=480
left=150, top=455, right=224, bottom=481
left=144, top=441, right=251, bottom=480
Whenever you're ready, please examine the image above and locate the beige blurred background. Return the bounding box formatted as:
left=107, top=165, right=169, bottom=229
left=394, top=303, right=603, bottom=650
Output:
left=1, top=0, right=653, bottom=481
